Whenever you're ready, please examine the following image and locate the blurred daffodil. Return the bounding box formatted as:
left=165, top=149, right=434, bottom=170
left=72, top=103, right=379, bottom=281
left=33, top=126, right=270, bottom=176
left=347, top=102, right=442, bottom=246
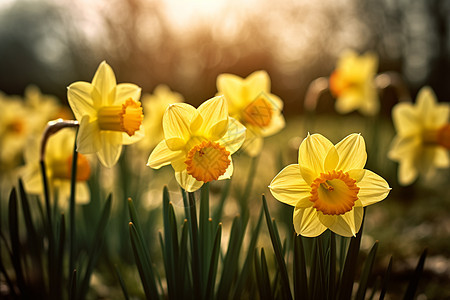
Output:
left=138, top=84, right=184, bottom=150
left=329, top=51, right=379, bottom=116
left=24, top=128, right=91, bottom=206
left=216, top=71, right=285, bottom=157
left=269, top=133, right=390, bottom=237
left=147, top=96, right=246, bottom=192
left=67, top=61, right=144, bottom=167
left=388, top=86, right=450, bottom=185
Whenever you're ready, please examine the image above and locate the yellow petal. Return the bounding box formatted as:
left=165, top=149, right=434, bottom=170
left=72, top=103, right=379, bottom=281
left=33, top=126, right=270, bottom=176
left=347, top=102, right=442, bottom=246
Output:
left=353, top=169, right=390, bottom=207
left=163, top=103, right=197, bottom=150
left=175, top=170, right=203, bottom=192
left=293, top=207, right=327, bottom=237
left=67, top=82, right=96, bottom=121
left=392, top=103, right=421, bottom=136
left=299, top=165, right=316, bottom=186
left=217, top=117, right=246, bottom=155
left=335, top=91, right=361, bottom=114
left=245, top=70, right=271, bottom=100
left=269, top=164, right=312, bottom=206
left=387, top=135, right=421, bottom=161
left=398, top=159, right=418, bottom=186
left=122, top=126, right=145, bottom=145
left=96, top=131, right=122, bottom=168
left=433, top=147, right=450, bottom=168
left=197, top=96, right=229, bottom=140
left=298, top=133, right=334, bottom=174
left=335, top=133, right=367, bottom=171
left=75, top=182, right=91, bottom=205
left=147, top=140, right=184, bottom=169
left=92, top=61, right=117, bottom=106
left=416, top=87, right=449, bottom=129
left=115, top=83, right=142, bottom=105
left=323, top=147, right=339, bottom=172
left=216, top=73, right=246, bottom=113
left=328, top=205, right=363, bottom=237
left=77, top=116, right=101, bottom=154
left=218, top=157, right=233, bottom=180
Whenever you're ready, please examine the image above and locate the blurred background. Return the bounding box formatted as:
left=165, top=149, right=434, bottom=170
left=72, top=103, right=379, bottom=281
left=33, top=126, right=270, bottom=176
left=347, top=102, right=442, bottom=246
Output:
left=1, top=0, right=449, bottom=113
left=1, top=0, right=450, bottom=299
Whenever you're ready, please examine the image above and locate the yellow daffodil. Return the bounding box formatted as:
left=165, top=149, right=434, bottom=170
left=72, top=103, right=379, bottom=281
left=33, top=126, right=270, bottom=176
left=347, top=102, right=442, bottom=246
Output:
left=269, top=133, right=390, bottom=237
left=23, top=128, right=91, bottom=206
left=329, top=51, right=379, bottom=116
left=138, top=84, right=184, bottom=150
left=147, top=96, right=246, bottom=192
left=388, top=86, right=450, bottom=185
left=67, top=61, right=144, bottom=167
left=216, top=71, right=285, bottom=157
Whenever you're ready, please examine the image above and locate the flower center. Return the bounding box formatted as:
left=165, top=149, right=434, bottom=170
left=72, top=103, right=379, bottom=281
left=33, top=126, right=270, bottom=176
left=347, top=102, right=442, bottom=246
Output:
left=7, top=119, right=25, bottom=134
left=51, top=154, right=91, bottom=181
left=185, top=141, right=230, bottom=183
left=309, top=170, right=360, bottom=215
left=97, top=98, right=143, bottom=136
left=242, top=96, right=273, bottom=128
left=329, top=71, right=360, bottom=97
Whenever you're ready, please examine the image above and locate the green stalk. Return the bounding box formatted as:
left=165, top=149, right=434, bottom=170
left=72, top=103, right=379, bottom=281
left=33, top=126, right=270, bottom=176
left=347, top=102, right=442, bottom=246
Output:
left=239, top=155, right=260, bottom=218
left=187, top=192, right=201, bottom=300
left=69, top=128, right=79, bottom=284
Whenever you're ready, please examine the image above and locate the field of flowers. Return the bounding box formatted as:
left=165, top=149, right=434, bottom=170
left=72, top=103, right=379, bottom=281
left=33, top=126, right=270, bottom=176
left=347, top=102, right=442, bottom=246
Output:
left=0, top=47, right=449, bottom=300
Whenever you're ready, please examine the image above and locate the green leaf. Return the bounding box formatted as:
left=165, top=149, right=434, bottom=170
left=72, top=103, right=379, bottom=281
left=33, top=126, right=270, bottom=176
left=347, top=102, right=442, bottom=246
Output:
left=328, top=232, right=336, bottom=300
left=232, top=207, right=264, bottom=299
left=162, top=186, right=177, bottom=299
left=293, top=233, right=308, bottom=300
left=53, top=214, right=66, bottom=300
left=356, top=241, right=378, bottom=300
left=69, top=269, right=77, bottom=300
left=212, top=179, right=231, bottom=226
left=337, top=211, right=365, bottom=300
left=129, top=222, right=160, bottom=300
left=254, top=248, right=272, bottom=300
left=403, top=248, right=427, bottom=300
left=187, top=192, right=201, bottom=300
left=78, top=194, right=112, bottom=300
left=115, top=265, right=130, bottom=300
left=69, top=129, right=79, bottom=280
left=216, top=214, right=247, bottom=300
left=379, top=257, right=392, bottom=300
left=262, top=195, right=292, bottom=300
left=179, top=219, right=191, bottom=296
left=204, top=222, right=222, bottom=300
left=8, top=188, right=27, bottom=296
left=199, top=183, right=210, bottom=288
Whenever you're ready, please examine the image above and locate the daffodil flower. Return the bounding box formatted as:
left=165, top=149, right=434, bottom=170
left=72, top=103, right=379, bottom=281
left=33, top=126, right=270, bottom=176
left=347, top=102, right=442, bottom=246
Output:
left=388, top=86, right=450, bottom=185
left=329, top=51, right=379, bottom=116
left=23, top=128, right=91, bottom=206
left=67, top=61, right=144, bottom=167
left=138, top=84, right=184, bottom=150
left=216, top=71, right=285, bottom=157
left=269, top=133, right=390, bottom=237
left=147, top=96, right=246, bottom=192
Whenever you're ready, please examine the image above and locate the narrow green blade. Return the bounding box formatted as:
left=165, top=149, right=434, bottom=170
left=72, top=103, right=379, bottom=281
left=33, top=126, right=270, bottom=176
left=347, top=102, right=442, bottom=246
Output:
left=356, top=241, right=379, bottom=300
left=262, top=195, right=292, bottom=300
left=403, top=248, right=427, bottom=300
